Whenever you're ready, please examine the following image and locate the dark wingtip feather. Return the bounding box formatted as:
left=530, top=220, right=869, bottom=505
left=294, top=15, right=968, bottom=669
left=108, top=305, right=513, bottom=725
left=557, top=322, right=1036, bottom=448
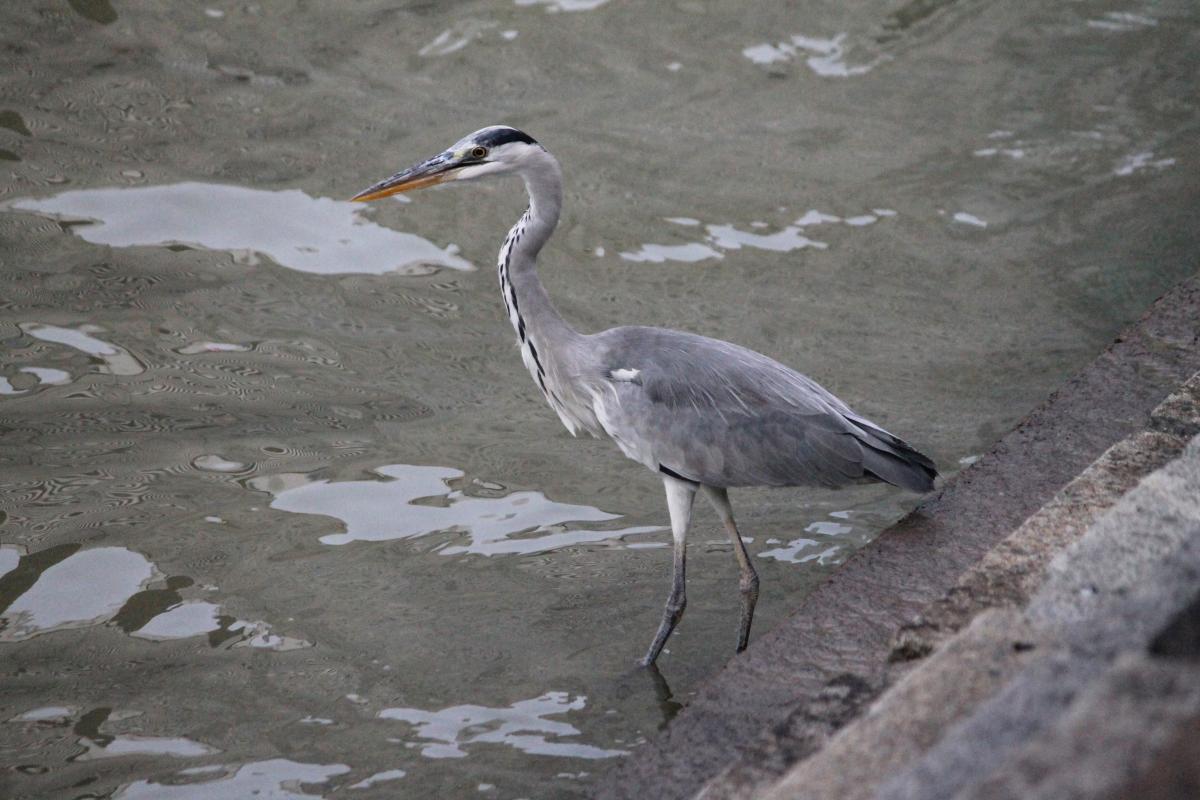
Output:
left=863, top=455, right=934, bottom=492
left=849, top=422, right=939, bottom=493
left=861, top=446, right=937, bottom=493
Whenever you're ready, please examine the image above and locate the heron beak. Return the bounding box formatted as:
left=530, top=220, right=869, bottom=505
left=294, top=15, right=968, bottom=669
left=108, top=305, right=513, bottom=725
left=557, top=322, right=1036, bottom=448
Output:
left=351, top=153, right=458, bottom=202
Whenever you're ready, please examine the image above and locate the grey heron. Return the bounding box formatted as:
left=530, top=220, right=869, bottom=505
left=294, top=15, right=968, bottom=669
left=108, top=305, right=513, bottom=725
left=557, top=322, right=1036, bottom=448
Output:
left=353, top=126, right=937, bottom=666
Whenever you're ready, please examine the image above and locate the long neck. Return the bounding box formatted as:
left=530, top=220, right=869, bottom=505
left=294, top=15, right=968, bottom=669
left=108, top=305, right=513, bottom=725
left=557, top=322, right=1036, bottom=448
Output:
left=496, top=150, right=604, bottom=438
left=497, top=151, right=580, bottom=383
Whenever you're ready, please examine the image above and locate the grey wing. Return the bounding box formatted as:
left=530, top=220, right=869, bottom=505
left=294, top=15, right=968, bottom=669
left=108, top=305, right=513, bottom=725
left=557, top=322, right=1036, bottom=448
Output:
left=588, top=327, right=936, bottom=491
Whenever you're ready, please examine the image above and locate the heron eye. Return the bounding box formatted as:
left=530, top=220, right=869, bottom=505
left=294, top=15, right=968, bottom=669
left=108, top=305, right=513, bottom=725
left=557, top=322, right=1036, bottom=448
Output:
left=470, top=146, right=488, bottom=159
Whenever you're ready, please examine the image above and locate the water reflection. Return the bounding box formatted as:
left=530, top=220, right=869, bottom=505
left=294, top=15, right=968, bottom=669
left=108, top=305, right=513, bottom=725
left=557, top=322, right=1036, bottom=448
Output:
left=419, top=20, right=499, bottom=57
left=20, top=366, right=72, bottom=386
left=758, top=517, right=854, bottom=564
left=620, top=208, right=893, bottom=264
left=131, top=601, right=223, bottom=641
left=347, top=768, right=407, bottom=789
left=966, top=125, right=1179, bottom=179
left=618, top=242, right=723, bottom=264
left=378, top=692, right=625, bottom=759
left=1087, top=11, right=1157, bottom=32
left=19, top=322, right=144, bottom=376
left=706, top=223, right=827, bottom=253
left=515, top=0, right=611, bottom=12
left=952, top=212, right=988, bottom=228
left=642, top=664, right=683, bottom=731
left=7, top=183, right=473, bottom=276
left=192, top=454, right=249, bottom=473
left=115, top=758, right=351, bottom=799
left=250, top=463, right=661, bottom=554
left=225, top=619, right=313, bottom=651
left=78, top=732, right=219, bottom=761
left=7, top=706, right=75, bottom=723
left=1114, top=150, right=1175, bottom=176
left=758, top=539, right=843, bottom=565
left=974, top=133, right=1027, bottom=159
left=0, top=546, right=309, bottom=650
left=0, top=546, right=158, bottom=641
left=795, top=209, right=844, bottom=226
left=67, top=706, right=219, bottom=762
left=743, top=33, right=886, bottom=76
left=129, top=597, right=311, bottom=651
left=175, top=341, right=252, bottom=355
left=974, top=147, right=1026, bottom=159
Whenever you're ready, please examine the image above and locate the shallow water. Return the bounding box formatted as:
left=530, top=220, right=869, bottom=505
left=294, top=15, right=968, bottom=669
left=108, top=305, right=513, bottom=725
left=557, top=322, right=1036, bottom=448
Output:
left=1, top=1, right=1198, bottom=798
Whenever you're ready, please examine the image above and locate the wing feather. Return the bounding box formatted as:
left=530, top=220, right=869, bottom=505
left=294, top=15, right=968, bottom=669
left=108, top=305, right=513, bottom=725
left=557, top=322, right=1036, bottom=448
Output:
left=590, top=326, right=936, bottom=490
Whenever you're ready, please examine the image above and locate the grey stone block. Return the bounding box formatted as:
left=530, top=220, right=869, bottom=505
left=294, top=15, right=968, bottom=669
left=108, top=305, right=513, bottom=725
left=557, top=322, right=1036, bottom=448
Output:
left=1151, top=371, right=1200, bottom=439
left=757, top=611, right=1054, bottom=800
left=890, top=430, right=1185, bottom=663
left=958, top=656, right=1200, bottom=800
left=872, top=435, right=1200, bottom=800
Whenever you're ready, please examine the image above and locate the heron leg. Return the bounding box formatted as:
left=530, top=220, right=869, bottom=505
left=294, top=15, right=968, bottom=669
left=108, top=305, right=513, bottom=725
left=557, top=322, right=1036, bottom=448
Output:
left=641, top=476, right=696, bottom=667
left=703, top=486, right=759, bottom=653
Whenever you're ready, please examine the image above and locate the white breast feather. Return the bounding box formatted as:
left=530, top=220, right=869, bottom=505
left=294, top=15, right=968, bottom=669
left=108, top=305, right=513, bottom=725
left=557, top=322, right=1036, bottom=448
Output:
left=587, top=382, right=656, bottom=470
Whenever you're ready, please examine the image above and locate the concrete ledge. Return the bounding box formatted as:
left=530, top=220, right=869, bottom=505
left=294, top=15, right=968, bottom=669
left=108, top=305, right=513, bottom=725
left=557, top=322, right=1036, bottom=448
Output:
left=595, top=273, right=1200, bottom=800
left=757, top=608, right=1054, bottom=800
left=869, top=433, right=1200, bottom=800
left=888, top=428, right=1186, bottom=664
left=987, top=656, right=1200, bottom=800
left=1151, top=372, right=1200, bottom=439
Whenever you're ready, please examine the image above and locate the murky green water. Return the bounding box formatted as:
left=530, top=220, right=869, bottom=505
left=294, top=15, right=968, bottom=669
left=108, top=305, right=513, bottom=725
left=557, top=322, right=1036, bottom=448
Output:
left=2, top=1, right=1197, bottom=797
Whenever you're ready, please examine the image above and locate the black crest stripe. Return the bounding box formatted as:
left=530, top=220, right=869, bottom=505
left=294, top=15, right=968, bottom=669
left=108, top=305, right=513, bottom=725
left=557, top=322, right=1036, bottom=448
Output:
left=477, top=127, right=539, bottom=148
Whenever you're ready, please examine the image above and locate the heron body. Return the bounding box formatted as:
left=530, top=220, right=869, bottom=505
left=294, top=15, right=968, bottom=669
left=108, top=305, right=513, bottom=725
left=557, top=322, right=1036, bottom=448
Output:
left=353, top=126, right=937, bottom=665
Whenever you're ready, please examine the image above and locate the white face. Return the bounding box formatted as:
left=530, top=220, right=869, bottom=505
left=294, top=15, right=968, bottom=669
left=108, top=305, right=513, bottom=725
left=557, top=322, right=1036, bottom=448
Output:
left=450, top=141, right=540, bottom=183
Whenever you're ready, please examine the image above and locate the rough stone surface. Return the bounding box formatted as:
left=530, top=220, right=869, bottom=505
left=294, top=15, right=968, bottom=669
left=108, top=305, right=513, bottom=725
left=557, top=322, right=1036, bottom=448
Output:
left=1151, top=371, right=1200, bottom=439
left=1110, top=710, right=1200, bottom=800
left=873, top=435, right=1200, bottom=800
left=957, top=656, right=1200, bottom=800
left=888, top=429, right=1186, bottom=663
left=596, top=275, right=1200, bottom=800
left=757, top=610, right=1053, bottom=800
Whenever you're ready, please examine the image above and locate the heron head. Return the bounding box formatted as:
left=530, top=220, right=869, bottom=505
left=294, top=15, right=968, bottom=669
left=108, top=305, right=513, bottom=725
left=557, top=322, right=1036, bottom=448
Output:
left=351, top=126, right=543, bottom=202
